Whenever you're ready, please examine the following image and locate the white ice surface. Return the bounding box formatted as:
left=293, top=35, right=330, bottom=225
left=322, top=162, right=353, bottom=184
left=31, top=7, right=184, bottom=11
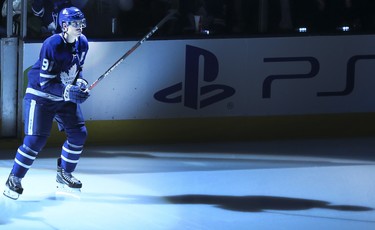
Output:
left=0, top=141, right=374, bottom=230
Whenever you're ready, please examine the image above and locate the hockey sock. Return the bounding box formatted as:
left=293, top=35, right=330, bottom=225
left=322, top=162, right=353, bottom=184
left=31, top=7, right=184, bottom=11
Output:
left=11, top=135, right=47, bottom=178
left=11, top=144, right=38, bottom=178
left=60, top=141, right=83, bottom=173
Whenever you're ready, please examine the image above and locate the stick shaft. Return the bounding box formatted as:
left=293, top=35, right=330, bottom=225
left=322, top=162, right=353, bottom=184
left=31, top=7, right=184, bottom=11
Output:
left=88, top=10, right=176, bottom=91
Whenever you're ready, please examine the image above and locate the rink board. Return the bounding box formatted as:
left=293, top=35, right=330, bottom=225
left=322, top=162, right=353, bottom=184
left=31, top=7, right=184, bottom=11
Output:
left=21, top=35, right=375, bottom=145
left=43, top=113, right=375, bottom=146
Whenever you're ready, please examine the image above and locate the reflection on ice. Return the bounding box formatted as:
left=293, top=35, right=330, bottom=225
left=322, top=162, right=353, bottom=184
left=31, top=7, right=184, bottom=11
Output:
left=0, top=144, right=374, bottom=230
left=0, top=196, right=19, bottom=224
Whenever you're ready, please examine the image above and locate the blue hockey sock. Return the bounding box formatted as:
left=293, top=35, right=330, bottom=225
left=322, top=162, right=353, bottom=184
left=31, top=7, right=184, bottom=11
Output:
left=11, top=144, right=38, bottom=178
left=11, top=135, right=47, bottom=178
left=60, top=141, right=83, bottom=173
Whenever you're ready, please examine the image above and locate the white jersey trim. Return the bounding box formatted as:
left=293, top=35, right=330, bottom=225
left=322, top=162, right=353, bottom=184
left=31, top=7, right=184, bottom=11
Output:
left=40, top=73, right=56, bottom=79
left=26, top=88, right=64, bottom=101
left=27, top=99, right=36, bottom=135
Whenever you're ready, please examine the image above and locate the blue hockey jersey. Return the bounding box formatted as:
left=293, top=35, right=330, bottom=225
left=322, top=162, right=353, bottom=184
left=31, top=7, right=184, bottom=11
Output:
left=25, top=33, right=89, bottom=102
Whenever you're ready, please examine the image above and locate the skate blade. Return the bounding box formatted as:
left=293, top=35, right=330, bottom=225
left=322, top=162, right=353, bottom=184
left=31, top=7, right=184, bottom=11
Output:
left=56, top=183, right=81, bottom=200
left=3, top=188, right=20, bottom=200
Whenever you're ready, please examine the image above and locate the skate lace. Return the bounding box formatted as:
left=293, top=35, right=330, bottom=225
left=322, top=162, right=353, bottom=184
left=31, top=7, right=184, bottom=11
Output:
left=9, top=175, right=22, bottom=188
left=62, top=170, right=80, bottom=184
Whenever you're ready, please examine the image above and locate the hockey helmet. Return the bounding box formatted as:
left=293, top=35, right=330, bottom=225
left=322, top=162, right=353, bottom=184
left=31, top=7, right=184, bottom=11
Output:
left=58, top=7, right=86, bottom=29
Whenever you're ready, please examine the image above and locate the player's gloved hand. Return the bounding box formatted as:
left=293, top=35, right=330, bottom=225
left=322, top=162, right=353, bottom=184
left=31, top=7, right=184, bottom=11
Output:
left=75, top=78, right=89, bottom=91
left=63, top=84, right=90, bottom=104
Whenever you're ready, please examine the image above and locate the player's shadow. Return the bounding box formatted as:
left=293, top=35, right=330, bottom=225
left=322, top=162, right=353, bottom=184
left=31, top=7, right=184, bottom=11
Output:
left=75, top=192, right=374, bottom=214
left=130, top=194, right=373, bottom=213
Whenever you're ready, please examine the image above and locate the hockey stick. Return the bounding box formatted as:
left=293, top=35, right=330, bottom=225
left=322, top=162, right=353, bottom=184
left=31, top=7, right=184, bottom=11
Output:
left=87, top=10, right=177, bottom=92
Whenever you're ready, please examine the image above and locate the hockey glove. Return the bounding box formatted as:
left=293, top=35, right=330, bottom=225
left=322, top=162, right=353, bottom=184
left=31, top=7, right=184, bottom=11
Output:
left=63, top=84, right=90, bottom=104
left=75, top=78, right=89, bottom=90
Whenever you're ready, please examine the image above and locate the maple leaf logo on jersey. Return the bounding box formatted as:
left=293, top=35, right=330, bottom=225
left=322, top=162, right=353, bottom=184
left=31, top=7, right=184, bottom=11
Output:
left=60, top=64, right=78, bottom=85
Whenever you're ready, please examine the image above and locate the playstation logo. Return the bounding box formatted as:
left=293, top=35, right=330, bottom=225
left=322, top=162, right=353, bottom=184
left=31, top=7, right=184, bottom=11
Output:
left=154, top=45, right=235, bottom=109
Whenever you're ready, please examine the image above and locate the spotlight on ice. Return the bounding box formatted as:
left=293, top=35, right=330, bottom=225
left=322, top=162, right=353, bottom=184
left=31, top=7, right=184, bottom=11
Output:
left=298, top=27, right=307, bottom=33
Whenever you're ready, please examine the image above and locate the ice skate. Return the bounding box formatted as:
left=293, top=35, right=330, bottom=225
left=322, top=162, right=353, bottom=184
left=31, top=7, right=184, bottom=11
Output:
left=3, top=174, right=23, bottom=200
left=56, top=158, right=82, bottom=198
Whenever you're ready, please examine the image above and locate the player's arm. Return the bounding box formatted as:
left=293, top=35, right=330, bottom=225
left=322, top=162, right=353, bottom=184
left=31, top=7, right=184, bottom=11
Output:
left=39, top=50, right=66, bottom=97
left=39, top=42, right=89, bottom=104
left=64, top=36, right=90, bottom=103
left=37, top=39, right=65, bottom=95
left=40, top=60, right=89, bottom=104
left=73, top=35, right=90, bottom=90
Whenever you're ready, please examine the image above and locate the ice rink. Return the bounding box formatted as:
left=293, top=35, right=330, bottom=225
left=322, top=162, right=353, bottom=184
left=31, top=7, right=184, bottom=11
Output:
left=0, top=138, right=374, bottom=230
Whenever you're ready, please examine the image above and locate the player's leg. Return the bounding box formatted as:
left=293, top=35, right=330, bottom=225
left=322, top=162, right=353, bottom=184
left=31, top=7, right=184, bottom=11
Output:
left=3, top=99, right=54, bottom=199
left=55, top=103, right=88, bottom=189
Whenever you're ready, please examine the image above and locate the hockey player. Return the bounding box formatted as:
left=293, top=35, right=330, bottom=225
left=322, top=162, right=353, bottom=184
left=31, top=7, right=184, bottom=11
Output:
left=3, top=6, right=90, bottom=200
